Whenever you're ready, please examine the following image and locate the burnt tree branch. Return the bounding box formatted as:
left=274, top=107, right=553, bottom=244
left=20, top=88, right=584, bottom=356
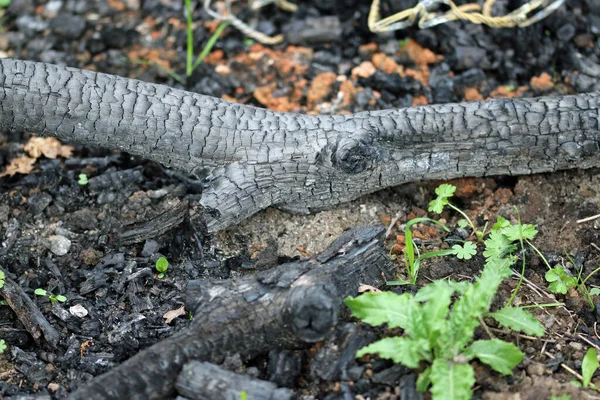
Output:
left=67, top=226, right=394, bottom=399
left=1, top=59, right=599, bottom=231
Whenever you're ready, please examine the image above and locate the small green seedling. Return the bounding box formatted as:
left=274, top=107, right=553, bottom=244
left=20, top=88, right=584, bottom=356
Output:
left=0, top=270, right=5, bottom=289
left=156, top=257, right=169, bottom=279
left=0, top=339, right=6, bottom=353
left=547, top=254, right=600, bottom=310
left=34, top=288, right=67, bottom=303
left=545, top=266, right=577, bottom=294
left=78, top=173, right=89, bottom=185
left=388, top=217, right=478, bottom=286
left=346, top=255, right=544, bottom=400
left=347, top=207, right=549, bottom=400
left=572, top=348, right=599, bottom=390
left=428, top=184, right=487, bottom=242
left=239, top=390, right=248, bottom=400
left=398, top=37, right=410, bottom=48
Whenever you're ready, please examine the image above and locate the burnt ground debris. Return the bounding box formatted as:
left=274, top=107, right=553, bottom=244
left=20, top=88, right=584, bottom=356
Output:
left=0, top=0, right=600, bottom=399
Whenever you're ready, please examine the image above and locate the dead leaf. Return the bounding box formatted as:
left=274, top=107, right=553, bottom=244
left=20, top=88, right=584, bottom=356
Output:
left=163, top=305, right=186, bottom=324
left=24, top=137, right=74, bottom=159
left=1, top=156, right=36, bottom=177
left=358, top=284, right=382, bottom=293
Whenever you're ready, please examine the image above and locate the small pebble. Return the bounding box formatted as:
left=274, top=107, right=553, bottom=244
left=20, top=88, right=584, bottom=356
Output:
left=47, top=235, right=71, bottom=256
left=568, top=342, right=583, bottom=351
left=526, top=363, right=545, bottom=376
left=69, top=304, right=88, bottom=318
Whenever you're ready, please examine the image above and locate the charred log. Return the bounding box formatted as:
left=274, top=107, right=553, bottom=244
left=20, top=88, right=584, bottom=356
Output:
left=1, top=59, right=598, bottom=231
left=68, top=225, right=394, bottom=399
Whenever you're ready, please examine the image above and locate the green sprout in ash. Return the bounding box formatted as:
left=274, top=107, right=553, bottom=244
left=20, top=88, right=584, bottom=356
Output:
left=34, top=288, right=67, bottom=303
left=346, top=256, right=544, bottom=399
left=78, top=173, right=88, bottom=185
left=156, top=257, right=169, bottom=279
left=0, top=270, right=5, bottom=289
left=572, top=348, right=599, bottom=391
left=345, top=182, right=563, bottom=399
left=0, top=339, right=6, bottom=354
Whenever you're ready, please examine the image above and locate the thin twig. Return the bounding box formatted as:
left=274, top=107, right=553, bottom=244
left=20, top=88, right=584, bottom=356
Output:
left=577, top=214, right=600, bottom=224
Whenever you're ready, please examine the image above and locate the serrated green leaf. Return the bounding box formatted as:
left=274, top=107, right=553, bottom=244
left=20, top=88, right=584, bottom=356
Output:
left=435, top=184, right=456, bottom=199
left=489, top=307, right=544, bottom=337
left=415, top=280, right=456, bottom=344
left=463, top=339, right=524, bottom=375
left=356, top=337, right=430, bottom=368
left=447, top=257, right=512, bottom=354
left=416, top=366, right=432, bottom=392
left=548, top=280, right=568, bottom=294
left=429, top=197, right=446, bottom=214
left=501, top=223, right=538, bottom=242
left=34, top=288, right=47, bottom=296
left=491, top=216, right=510, bottom=232
left=428, top=184, right=456, bottom=213
left=582, top=348, right=599, bottom=387
left=452, top=242, right=477, bottom=260
left=345, top=292, right=415, bottom=330
left=430, top=359, right=474, bottom=400
left=483, top=231, right=517, bottom=262
left=545, top=267, right=576, bottom=294
left=589, top=288, right=600, bottom=296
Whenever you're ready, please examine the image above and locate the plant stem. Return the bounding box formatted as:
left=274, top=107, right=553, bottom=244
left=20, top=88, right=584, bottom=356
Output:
left=519, top=303, right=564, bottom=309
left=525, top=239, right=552, bottom=270
left=506, top=212, right=526, bottom=307
left=581, top=266, right=600, bottom=287
left=448, top=203, right=477, bottom=234
left=191, top=21, right=230, bottom=72
left=185, top=0, right=194, bottom=77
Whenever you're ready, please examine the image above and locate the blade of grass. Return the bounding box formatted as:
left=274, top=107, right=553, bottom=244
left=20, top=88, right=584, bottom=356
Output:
left=185, top=0, right=194, bottom=77
left=191, top=21, right=230, bottom=73
left=127, top=59, right=185, bottom=85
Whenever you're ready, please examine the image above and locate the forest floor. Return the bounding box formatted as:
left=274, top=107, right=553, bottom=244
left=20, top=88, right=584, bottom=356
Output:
left=1, top=0, right=600, bottom=399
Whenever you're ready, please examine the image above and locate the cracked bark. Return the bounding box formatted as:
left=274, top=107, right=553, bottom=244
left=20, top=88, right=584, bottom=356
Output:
left=1, top=59, right=599, bottom=232
left=68, top=226, right=394, bottom=399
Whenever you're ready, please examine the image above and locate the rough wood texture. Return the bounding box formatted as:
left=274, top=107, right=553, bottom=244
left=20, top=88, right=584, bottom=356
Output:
left=1, top=59, right=599, bottom=231
left=176, top=361, right=293, bottom=400
left=0, top=277, right=61, bottom=348
left=68, top=226, right=394, bottom=399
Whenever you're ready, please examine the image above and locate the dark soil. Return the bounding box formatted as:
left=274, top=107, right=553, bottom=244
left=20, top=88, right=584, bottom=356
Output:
left=1, top=0, right=600, bottom=399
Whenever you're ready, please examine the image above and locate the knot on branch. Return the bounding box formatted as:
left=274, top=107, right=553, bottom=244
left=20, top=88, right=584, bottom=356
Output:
left=285, top=283, right=339, bottom=342
left=332, top=132, right=381, bottom=174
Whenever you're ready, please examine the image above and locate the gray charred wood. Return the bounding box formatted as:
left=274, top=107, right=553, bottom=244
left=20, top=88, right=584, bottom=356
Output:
left=67, top=226, right=394, bottom=399
left=1, top=59, right=599, bottom=232
left=176, top=361, right=293, bottom=400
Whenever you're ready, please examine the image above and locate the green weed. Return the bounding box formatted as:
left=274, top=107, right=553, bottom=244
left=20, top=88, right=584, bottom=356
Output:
left=34, top=288, right=67, bottom=303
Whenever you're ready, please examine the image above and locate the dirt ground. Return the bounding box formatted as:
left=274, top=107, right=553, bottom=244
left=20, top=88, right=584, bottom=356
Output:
left=1, top=0, right=600, bottom=399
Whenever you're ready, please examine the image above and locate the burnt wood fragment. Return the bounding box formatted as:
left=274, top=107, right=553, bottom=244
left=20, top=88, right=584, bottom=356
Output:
left=1, top=59, right=599, bottom=232
left=118, top=198, right=187, bottom=245
left=1, top=277, right=61, bottom=348
left=311, top=323, right=377, bottom=382
left=68, top=226, right=394, bottom=399
left=176, top=361, right=293, bottom=400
